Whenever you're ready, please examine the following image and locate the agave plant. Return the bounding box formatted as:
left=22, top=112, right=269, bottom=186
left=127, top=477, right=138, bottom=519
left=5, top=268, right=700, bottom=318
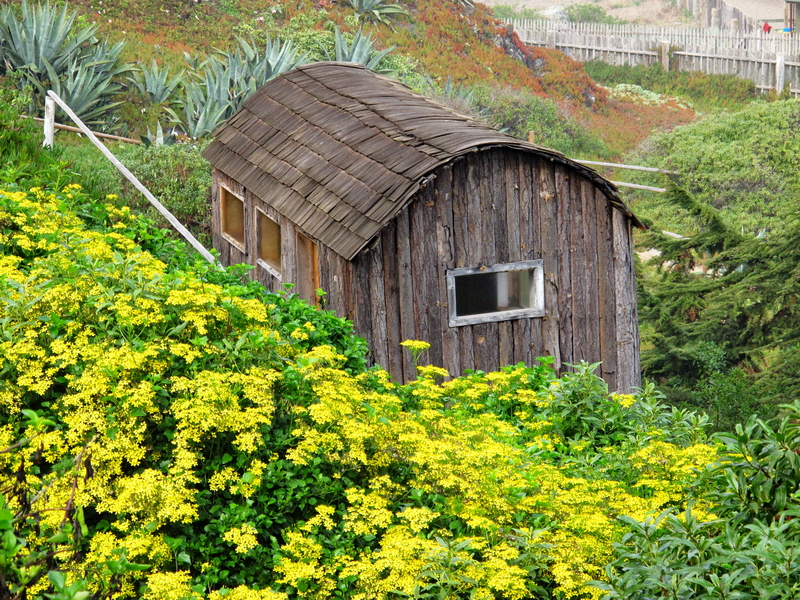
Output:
left=216, top=36, right=307, bottom=106
left=141, top=121, right=177, bottom=147
left=0, top=0, right=98, bottom=77
left=172, top=36, right=306, bottom=138
left=171, top=84, right=231, bottom=139
left=324, top=28, right=396, bottom=75
left=343, top=0, right=409, bottom=25
left=0, top=1, right=132, bottom=126
left=129, top=60, right=184, bottom=105
left=21, top=39, right=130, bottom=126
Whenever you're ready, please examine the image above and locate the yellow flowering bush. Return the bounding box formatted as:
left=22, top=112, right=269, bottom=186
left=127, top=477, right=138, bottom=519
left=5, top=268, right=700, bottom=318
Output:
left=0, top=180, right=722, bottom=600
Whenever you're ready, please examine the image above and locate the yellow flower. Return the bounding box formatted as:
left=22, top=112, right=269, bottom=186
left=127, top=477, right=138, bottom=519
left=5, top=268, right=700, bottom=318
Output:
left=400, top=339, right=430, bottom=353
left=223, top=524, right=260, bottom=554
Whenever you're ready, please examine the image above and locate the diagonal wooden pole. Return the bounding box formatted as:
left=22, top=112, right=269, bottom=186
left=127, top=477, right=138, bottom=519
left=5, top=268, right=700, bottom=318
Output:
left=47, top=90, right=219, bottom=266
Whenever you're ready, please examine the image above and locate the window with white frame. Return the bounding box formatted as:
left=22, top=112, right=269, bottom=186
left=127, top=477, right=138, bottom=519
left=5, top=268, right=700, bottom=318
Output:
left=446, top=260, right=544, bottom=327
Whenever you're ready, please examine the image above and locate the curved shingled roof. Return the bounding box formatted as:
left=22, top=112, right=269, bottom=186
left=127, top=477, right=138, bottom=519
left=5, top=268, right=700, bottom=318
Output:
left=203, top=61, right=643, bottom=260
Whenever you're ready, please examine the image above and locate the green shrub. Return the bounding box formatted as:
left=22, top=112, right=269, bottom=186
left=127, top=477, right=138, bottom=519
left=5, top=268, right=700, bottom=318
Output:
left=599, top=401, right=800, bottom=599
left=638, top=184, right=800, bottom=411
left=565, top=4, right=624, bottom=24
left=490, top=4, right=543, bottom=20
left=113, top=141, right=214, bottom=245
left=0, top=75, right=64, bottom=182
left=625, top=99, right=800, bottom=235
left=584, top=61, right=759, bottom=113
left=471, top=84, right=610, bottom=158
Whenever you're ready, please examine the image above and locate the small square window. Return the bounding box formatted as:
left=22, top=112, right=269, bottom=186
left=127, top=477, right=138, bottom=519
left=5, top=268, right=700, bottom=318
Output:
left=220, top=186, right=245, bottom=249
left=257, top=210, right=281, bottom=276
left=447, top=260, right=544, bottom=327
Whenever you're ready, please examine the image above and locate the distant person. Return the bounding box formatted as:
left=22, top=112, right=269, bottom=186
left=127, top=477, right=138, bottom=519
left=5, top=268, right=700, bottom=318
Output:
left=763, top=21, right=773, bottom=33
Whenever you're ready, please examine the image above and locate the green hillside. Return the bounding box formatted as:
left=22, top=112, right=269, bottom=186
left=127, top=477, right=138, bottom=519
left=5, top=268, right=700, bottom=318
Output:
left=3, top=99, right=800, bottom=600
left=0, top=0, right=701, bottom=158
left=3, top=2, right=800, bottom=598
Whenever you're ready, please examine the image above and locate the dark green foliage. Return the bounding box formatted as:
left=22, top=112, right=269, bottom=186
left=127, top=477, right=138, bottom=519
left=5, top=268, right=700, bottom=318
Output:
left=470, top=84, right=610, bottom=158
left=585, top=61, right=760, bottom=113
left=564, top=4, right=624, bottom=24
left=113, top=142, right=214, bottom=245
left=0, top=77, right=64, bottom=182
left=640, top=183, right=800, bottom=414
left=626, top=99, right=800, bottom=235
left=598, top=402, right=800, bottom=599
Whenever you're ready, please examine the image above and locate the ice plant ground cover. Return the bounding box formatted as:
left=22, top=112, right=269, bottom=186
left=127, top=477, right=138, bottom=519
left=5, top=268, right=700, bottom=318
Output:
left=0, top=174, right=799, bottom=600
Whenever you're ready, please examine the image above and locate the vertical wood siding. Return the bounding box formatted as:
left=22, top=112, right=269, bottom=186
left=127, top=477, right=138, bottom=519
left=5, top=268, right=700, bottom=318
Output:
left=212, top=147, right=641, bottom=391
left=340, top=149, right=640, bottom=390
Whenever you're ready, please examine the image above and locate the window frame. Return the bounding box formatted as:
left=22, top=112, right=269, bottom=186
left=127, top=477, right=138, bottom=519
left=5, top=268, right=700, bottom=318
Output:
left=446, top=259, right=545, bottom=327
left=219, top=184, right=246, bottom=251
left=296, top=231, right=320, bottom=306
left=255, top=207, right=282, bottom=280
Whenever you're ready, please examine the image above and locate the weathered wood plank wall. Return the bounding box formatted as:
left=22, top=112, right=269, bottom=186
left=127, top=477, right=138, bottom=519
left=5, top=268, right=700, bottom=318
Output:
left=213, top=148, right=641, bottom=392
left=343, top=149, right=640, bottom=391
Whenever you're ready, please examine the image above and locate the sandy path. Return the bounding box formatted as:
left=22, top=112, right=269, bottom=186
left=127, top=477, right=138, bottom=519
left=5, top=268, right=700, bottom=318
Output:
left=477, top=0, right=786, bottom=26
left=723, top=0, right=785, bottom=23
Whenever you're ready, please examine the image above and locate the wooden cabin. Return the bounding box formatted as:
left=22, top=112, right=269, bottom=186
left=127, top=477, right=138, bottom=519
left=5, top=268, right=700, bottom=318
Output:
left=202, top=62, right=645, bottom=391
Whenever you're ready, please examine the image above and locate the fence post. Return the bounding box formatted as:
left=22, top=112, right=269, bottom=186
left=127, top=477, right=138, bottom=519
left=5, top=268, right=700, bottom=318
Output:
left=661, top=40, right=670, bottom=70
left=43, top=97, right=55, bottom=148
left=776, top=54, right=786, bottom=93
left=546, top=31, right=556, bottom=49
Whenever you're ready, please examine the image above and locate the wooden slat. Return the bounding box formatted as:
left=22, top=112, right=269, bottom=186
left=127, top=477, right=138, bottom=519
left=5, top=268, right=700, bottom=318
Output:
left=367, top=239, right=389, bottom=370
left=452, top=160, right=475, bottom=373
left=409, top=189, right=430, bottom=369
left=511, top=154, right=533, bottom=366
left=434, top=165, right=460, bottom=378
left=493, top=150, right=513, bottom=367
left=582, top=179, right=602, bottom=368
left=395, top=208, right=416, bottom=382
left=570, top=169, right=587, bottom=364
left=528, top=157, right=545, bottom=363
left=422, top=186, right=444, bottom=371
left=540, top=160, right=561, bottom=370
left=596, top=189, right=618, bottom=391
left=613, top=209, right=638, bottom=393
left=351, top=251, right=373, bottom=367
left=474, top=153, right=500, bottom=372
left=556, top=166, right=574, bottom=373
left=381, top=221, right=404, bottom=380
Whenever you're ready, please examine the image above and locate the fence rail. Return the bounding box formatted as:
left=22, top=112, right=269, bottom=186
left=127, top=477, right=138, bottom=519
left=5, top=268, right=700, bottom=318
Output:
left=511, top=20, right=800, bottom=94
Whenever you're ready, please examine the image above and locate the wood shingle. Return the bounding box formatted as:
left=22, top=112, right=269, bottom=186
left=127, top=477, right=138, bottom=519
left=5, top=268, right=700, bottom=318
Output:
left=204, top=61, right=642, bottom=260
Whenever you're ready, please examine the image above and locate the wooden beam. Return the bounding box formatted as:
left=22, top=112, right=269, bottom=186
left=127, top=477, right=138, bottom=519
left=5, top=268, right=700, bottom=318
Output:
left=24, top=115, right=142, bottom=145
left=43, top=98, right=55, bottom=148
left=612, top=181, right=667, bottom=193
left=574, top=159, right=679, bottom=175
left=46, top=90, right=218, bottom=266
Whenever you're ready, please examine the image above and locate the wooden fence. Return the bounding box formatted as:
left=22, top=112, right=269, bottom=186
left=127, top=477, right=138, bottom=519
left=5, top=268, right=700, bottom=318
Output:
left=511, top=20, right=800, bottom=94
left=675, top=0, right=759, bottom=32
